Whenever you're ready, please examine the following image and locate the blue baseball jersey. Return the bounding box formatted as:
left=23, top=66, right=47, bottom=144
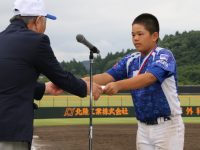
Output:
left=107, top=47, right=182, bottom=122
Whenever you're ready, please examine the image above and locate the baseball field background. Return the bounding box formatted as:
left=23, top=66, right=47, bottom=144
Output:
left=32, top=94, right=200, bottom=150
left=34, top=94, right=200, bottom=125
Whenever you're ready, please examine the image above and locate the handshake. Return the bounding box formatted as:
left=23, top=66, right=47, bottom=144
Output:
left=84, top=81, right=105, bottom=100
left=45, top=78, right=120, bottom=100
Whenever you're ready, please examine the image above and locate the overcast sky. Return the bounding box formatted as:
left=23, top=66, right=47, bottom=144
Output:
left=0, top=0, right=200, bottom=62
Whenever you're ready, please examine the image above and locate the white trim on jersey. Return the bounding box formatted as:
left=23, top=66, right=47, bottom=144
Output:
left=126, top=52, right=140, bottom=76
left=161, top=76, right=182, bottom=116
left=126, top=47, right=182, bottom=116
left=155, top=47, right=163, bottom=52
left=126, top=47, right=164, bottom=76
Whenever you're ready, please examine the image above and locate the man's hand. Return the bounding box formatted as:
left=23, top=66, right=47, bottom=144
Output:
left=103, top=82, right=120, bottom=95
left=45, top=82, right=63, bottom=95
left=85, top=81, right=103, bottom=100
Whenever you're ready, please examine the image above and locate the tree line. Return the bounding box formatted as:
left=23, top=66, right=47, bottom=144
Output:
left=39, top=31, right=200, bottom=85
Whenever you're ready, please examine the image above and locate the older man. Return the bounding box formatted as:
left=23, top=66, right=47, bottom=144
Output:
left=0, top=0, right=102, bottom=149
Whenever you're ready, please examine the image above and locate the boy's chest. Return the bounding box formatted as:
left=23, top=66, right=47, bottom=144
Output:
left=127, top=57, right=153, bottom=78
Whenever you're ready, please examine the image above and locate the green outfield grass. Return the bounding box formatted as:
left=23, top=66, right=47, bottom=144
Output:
left=34, top=95, right=200, bottom=107
left=34, top=117, right=200, bottom=126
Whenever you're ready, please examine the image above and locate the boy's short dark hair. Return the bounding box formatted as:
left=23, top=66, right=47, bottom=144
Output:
left=132, top=13, right=159, bottom=35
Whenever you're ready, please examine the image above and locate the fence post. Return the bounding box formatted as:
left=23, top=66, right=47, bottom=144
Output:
left=93, top=97, right=95, bottom=106
left=121, top=95, right=123, bottom=107
left=53, top=96, right=55, bottom=107
left=66, top=96, right=68, bottom=107
left=107, top=96, right=109, bottom=106
left=189, top=96, right=191, bottom=106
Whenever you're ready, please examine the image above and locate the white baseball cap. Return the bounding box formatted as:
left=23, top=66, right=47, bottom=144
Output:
left=13, top=0, right=56, bottom=20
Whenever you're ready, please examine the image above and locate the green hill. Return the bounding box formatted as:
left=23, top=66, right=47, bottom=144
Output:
left=39, top=31, right=200, bottom=85
left=159, top=31, right=200, bottom=85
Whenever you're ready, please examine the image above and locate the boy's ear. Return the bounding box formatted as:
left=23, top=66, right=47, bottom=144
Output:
left=152, top=32, right=159, bottom=42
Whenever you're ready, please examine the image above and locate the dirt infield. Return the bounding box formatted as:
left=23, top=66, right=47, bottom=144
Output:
left=32, top=124, right=200, bottom=150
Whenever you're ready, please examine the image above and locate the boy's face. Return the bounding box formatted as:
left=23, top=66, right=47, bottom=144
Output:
left=131, top=23, right=158, bottom=55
